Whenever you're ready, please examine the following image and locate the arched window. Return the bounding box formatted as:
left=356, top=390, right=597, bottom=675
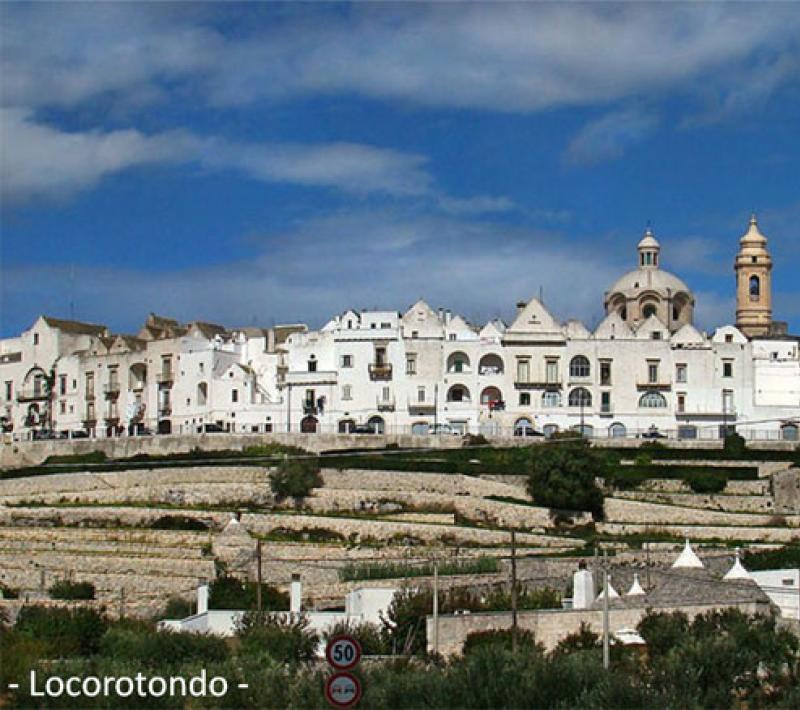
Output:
left=642, top=303, right=657, bottom=319
left=608, top=423, right=627, bottom=438
left=367, top=415, right=385, bottom=434
left=446, top=385, right=471, bottom=403
left=568, top=387, right=591, bottom=407
left=543, top=424, right=559, bottom=438
left=480, top=386, right=502, bottom=405
left=411, top=422, right=430, bottom=436
left=478, top=354, right=504, bottom=375
left=639, top=391, right=667, bottom=408
left=197, top=382, right=208, bottom=406
left=447, top=352, right=471, bottom=374
left=749, top=275, right=760, bottom=299
left=542, top=390, right=562, bottom=408
left=569, top=356, right=590, bottom=378
left=514, top=418, right=534, bottom=436
left=570, top=424, right=594, bottom=438
left=781, top=423, right=799, bottom=442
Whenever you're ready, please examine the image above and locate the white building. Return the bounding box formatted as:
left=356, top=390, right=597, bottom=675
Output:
left=1, top=217, right=798, bottom=442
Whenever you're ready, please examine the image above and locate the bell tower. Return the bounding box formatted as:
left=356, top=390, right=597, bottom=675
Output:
left=735, top=215, right=773, bottom=338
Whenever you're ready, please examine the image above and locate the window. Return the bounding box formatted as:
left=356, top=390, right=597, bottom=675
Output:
left=722, top=361, right=733, bottom=378
left=33, top=333, right=39, bottom=345
left=542, top=390, right=562, bottom=408
left=59, top=375, right=66, bottom=395
left=448, top=333, right=457, bottom=341
left=569, top=356, right=590, bottom=379
left=417, top=386, right=426, bottom=403
left=600, top=361, right=611, bottom=385
left=648, top=361, right=659, bottom=384
left=781, top=424, right=799, bottom=442
left=85, top=373, right=94, bottom=397
left=59, top=400, right=66, bottom=415
left=609, top=423, right=626, bottom=438
left=406, top=355, right=417, bottom=375
left=381, top=322, right=391, bottom=329
left=678, top=425, right=697, bottom=440
left=519, top=392, right=531, bottom=406
left=749, top=275, right=760, bottom=299
left=516, top=358, right=530, bottom=383
left=568, top=387, right=592, bottom=407
left=642, top=304, right=657, bottom=319
left=341, top=355, right=353, bottom=368
left=722, top=390, right=734, bottom=413
left=382, top=386, right=391, bottom=402
left=411, top=330, right=419, bottom=338
left=639, top=391, right=667, bottom=408
left=546, top=359, right=558, bottom=383
left=676, top=364, right=687, bottom=383
left=4, top=381, right=11, bottom=400
left=600, top=391, right=611, bottom=413
left=231, top=389, right=239, bottom=403
left=677, top=394, right=686, bottom=413
left=725, top=334, right=734, bottom=343
left=651, top=331, right=662, bottom=340
left=308, top=358, right=317, bottom=372
left=375, top=347, right=387, bottom=366
left=342, top=385, right=352, bottom=400
left=199, top=362, right=205, bottom=373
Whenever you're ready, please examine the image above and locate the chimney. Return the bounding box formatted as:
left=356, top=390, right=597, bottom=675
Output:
left=438, top=308, right=444, bottom=322
left=572, top=562, right=594, bottom=610
left=516, top=301, right=526, bottom=315
left=445, top=309, right=452, bottom=324
left=197, top=584, right=209, bottom=615
left=290, top=573, right=302, bottom=613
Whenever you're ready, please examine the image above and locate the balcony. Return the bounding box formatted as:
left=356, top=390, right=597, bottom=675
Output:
left=407, top=397, right=436, bottom=414
left=82, top=415, right=97, bottom=429
left=368, top=363, right=392, bottom=381
left=636, top=381, right=672, bottom=391
left=104, top=416, right=120, bottom=426
left=104, top=383, right=121, bottom=398
left=377, top=396, right=396, bottom=412
left=486, top=400, right=505, bottom=411
left=156, top=372, right=174, bottom=387
left=514, top=380, right=562, bottom=390
left=130, top=380, right=146, bottom=392
left=158, top=405, right=172, bottom=417
left=303, top=402, right=318, bottom=415
left=16, top=389, right=49, bottom=403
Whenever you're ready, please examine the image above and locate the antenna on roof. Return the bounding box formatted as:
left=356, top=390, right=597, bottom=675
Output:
left=539, top=285, right=544, bottom=303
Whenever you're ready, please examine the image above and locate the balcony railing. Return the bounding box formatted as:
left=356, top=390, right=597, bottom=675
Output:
left=485, top=400, right=505, bottom=411
left=303, top=402, right=318, bottom=415
left=130, top=380, right=146, bottom=391
left=156, top=372, right=174, bottom=387
left=368, top=363, right=392, bottom=380
left=17, top=389, right=49, bottom=402
left=104, top=383, right=121, bottom=397
left=514, top=380, right=562, bottom=389
left=158, top=405, right=172, bottom=417
left=377, top=396, right=396, bottom=412
left=407, top=397, right=436, bottom=414
left=636, top=381, right=672, bottom=390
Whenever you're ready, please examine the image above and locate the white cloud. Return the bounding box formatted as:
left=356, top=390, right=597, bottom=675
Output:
left=436, top=195, right=515, bottom=216
left=0, top=209, right=625, bottom=334
left=0, top=110, right=432, bottom=204
left=2, top=4, right=798, bottom=115
left=565, top=108, right=659, bottom=166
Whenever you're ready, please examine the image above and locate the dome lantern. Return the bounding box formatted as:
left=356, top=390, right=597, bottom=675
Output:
left=637, top=227, right=660, bottom=269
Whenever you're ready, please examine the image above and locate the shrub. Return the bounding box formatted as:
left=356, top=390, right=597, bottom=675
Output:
left=236, top=612, right=319, bottom=663
left=322, top=619, right=390, bottom=656
left=552, top=622, right=600, bottom=655
left=463, top=434, right=489, bottom=447
left=150, top=515, right=209, bottom=531
left=15, top=605, right=108, bottom=657
left=99, top=626, right=229, bottom=669
left=43, top=451, right=107, bottom=465
left=686, top=471, right=727, bottom=493
left=636, top=610, right=689, bottom=658
left=0, top=583, right=19, bottom=599
left=161, top=595, right=193, bottom=619
left=269, top=457, right=323, bottom=500
left=48, top=579, right=95, bottom=600
left=723, top=432, right=748, bottom=458
left=526, top=441, right=605, bottom=518
left=463, top=628, right=539, bottom=655
left=208, top=575, right=288, bottom=611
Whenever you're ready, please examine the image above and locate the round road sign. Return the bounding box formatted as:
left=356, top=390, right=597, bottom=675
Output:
left=326, top=635, right=362, bottom=670
left=324, top=672, right=362, bottom=708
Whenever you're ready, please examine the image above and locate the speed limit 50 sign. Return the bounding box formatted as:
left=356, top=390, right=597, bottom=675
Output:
left=326, top=635, right=362, bottom=670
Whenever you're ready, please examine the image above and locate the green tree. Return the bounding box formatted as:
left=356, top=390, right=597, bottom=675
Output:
left=321, top=619, right=389, bottom=656
left=14, top=605, right=108, bottom=657
left=269, top=457, right=323, bottom=500
left=208, top=575, right=288, bottom=611
left=526, top=441, right=606, bottom=518
left=48, top=579, right=95, bottom=600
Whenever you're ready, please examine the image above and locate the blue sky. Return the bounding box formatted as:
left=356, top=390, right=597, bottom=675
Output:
left=2, top=2, right=799, bottom=337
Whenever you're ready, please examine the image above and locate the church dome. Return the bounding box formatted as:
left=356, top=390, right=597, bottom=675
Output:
left=609, top=267, right=691, bottom=296
left=604, top=228, right=695, bottom=330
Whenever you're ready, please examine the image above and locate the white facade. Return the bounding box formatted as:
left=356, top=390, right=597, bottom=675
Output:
left=2, top=226, right=798, bottom=442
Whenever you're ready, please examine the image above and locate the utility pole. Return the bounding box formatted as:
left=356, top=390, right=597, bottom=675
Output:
left=511, top=530, right=518, bottom=652
left=432, top=559, right=439, bottom=656
left=256, top=539, right=263, bottom=612
left=119, top=587, right=126, bottom=619
left=434, top=384, right=439, bottom=430
left=602, top=549, right=610, bottom=670
left=645, top=540, right=651, bottom=590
